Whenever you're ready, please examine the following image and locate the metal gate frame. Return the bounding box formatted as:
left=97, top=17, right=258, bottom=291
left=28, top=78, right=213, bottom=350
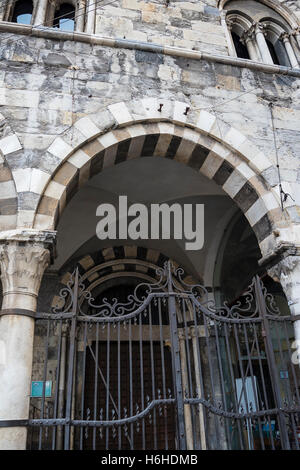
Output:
left=1, top=261, right=300, bottom=450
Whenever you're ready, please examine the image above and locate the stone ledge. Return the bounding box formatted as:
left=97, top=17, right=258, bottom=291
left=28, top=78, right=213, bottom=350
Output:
left=0, top=21, right=300, bottom=77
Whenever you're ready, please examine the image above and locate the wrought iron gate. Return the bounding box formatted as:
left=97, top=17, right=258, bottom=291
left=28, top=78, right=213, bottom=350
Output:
left=24, top=262, right=300, bottom=450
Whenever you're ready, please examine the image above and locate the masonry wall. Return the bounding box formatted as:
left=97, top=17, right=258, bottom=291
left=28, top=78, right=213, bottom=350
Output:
left=94, top=0, right=228, bottom=55
left=0, top=0, right=298, bottom=234
left=0, top=30, right=299, bottom=229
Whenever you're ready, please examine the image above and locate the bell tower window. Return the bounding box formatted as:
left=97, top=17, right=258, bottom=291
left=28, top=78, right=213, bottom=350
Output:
left=53, top=3, right=75, bottom=32
left=232, top=31, right=250, bottom=59
left=12, top=0, right=33, bottom=25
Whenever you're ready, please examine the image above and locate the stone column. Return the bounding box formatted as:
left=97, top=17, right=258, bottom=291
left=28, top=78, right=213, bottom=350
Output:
left=0, top=230, right=56, bottom=450
left=268, top=253, right=300, bottom=353
left=254, top=22, right=273, bottom=65
left=34, top=0, right=48, bottom=26
left=0, top=1, right=8, bottom=21
left=220, top=12, right=236, bottom=57
left=292, top=27, right=300, bottom=50
left=280, top=32, right=299, bottom=69
left=241, top=29, right=260, bottom=61
left=85, top=0, right=96, bottom=34
left=76, top=0, right=86, bottom=33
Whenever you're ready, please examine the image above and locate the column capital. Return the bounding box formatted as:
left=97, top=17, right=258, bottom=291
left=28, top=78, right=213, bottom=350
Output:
left=241, top=28, right=255, bottom=44
left=267, top=249, right=300, bottom=318
left=0, top=230, right=56, bottom=310
left=225, top=18, right=234, bottom=31
left=280, top=32, right=291, bottom=43
left=254, top=22, right=267, bottom=35
left=292, top=27, right=300, bottom=36
left=220, top=10, right=227, bottom=20
left=268, top=254, right=300, bottom=284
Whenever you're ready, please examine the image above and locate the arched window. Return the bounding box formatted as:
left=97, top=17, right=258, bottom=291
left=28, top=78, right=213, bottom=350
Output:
left=53, top=3, right=75, bottom=32
left=223, top=0, right=299, bottom=68
left=231, top=31, right=250, bottom=59
left=266, top=38, right=280, bottom=65
left=11, top=0, right=33, bottom=25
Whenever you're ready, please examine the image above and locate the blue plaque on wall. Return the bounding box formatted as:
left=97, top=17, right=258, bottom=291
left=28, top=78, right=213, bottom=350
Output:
left=31, top=381, right=52, bottom=397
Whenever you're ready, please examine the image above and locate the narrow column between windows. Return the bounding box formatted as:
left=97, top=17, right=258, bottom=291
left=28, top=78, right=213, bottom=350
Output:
left=76, top=0, right=86, bottom=33
left=34, top=0, right=48, bottom=26
left=241, top=29, right=260, bottom=61
left=0, top=0, right=7, bottom=21
left=221, top=12, right=237, bottom=57
left=281, top=32, right=299, bottom=68
left=254, top=22, right=274, bottom=65
left=292, top=27, right=300, bottom=50
left=85, top=0, right=96, bottom=34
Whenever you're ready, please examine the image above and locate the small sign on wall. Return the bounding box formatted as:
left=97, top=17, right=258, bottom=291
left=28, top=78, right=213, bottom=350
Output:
left=280, top=370, right=289, bottom=379
left=31, top=381, right=52, bottom=398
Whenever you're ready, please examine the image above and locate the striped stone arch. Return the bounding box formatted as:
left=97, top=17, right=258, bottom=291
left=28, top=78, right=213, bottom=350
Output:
left=33, top=98, right=284, bottom=256
left=0, top=113, right=22, bottom=231
left=51, top=245, right=200, bottom=310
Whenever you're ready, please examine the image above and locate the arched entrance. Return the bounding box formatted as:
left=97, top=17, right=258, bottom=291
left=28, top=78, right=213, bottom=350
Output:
left=27, top=259, right=300, bottom=450
left=14, top=100, right=298, bottom=451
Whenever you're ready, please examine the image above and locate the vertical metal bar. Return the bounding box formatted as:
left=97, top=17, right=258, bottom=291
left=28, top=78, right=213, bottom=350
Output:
left=252, top=323, right=275, bottom=450
left=52, top=319, right=62, bottom=450
left=182, top=300, right=193, bottom=396
left=64, top=269, right=79, bottom=450
left=167, top=262, right=186, bottom=450
left=202, top=311, right=221, bottom=445
left=181, top=300, right=194, bottom=449
left=105, top=322, right=110, bottom=449
left=129, top=318, right=134, bottom=449
left=191, top=301, right=207, bottom=450
left=254, top=276, right=290, bottom=450
left=139, top=311, right=146, bottom=449
left=117, top=321, right=121, bottom=450
left=57, top=323, right=67, bottom=450
left=242, top=323, right=264, bottom=449
left=39, top=318, right=50, bottom=450
left=70, top=345, right=77, bottom=450
left=93, top=322, right=99, bottom=450
left=213, top=318, right=230, bottom=445
left=148, top=301, right=157, bottom=449
left=232, top=322, right=255, bottom=449
left=223, top=322, right=244, bottom=449
left=79, top=321, right=88, bottom=450
left=158, top=297, right=168, bottom=450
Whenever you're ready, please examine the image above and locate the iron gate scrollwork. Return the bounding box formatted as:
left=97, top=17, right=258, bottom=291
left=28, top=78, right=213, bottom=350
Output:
left=9, top=262, right=300, bottom=450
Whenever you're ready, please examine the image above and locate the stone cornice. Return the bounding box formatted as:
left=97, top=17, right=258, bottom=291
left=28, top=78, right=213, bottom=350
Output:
left=0, top=21, right=299, bottom=77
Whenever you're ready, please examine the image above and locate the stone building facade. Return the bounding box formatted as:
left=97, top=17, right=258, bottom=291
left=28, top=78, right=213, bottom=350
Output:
left=0, top=0, right=299, bottom=450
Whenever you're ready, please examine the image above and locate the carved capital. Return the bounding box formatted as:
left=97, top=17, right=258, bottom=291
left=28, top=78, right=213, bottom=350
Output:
left=220, top=10, right=227, bottom=21
left=254, top=22, right=267, bottom=35
left=280, top=32, right=290, bottom=43
left=225, top=18, right=234, bottom=31
left=241, top=29, right=255, bottom=45
left=268, top=256, right=300, bottom=285
left=0, top=230, right=56, bottom=301
left=292, top=27, right=300, bottom=36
